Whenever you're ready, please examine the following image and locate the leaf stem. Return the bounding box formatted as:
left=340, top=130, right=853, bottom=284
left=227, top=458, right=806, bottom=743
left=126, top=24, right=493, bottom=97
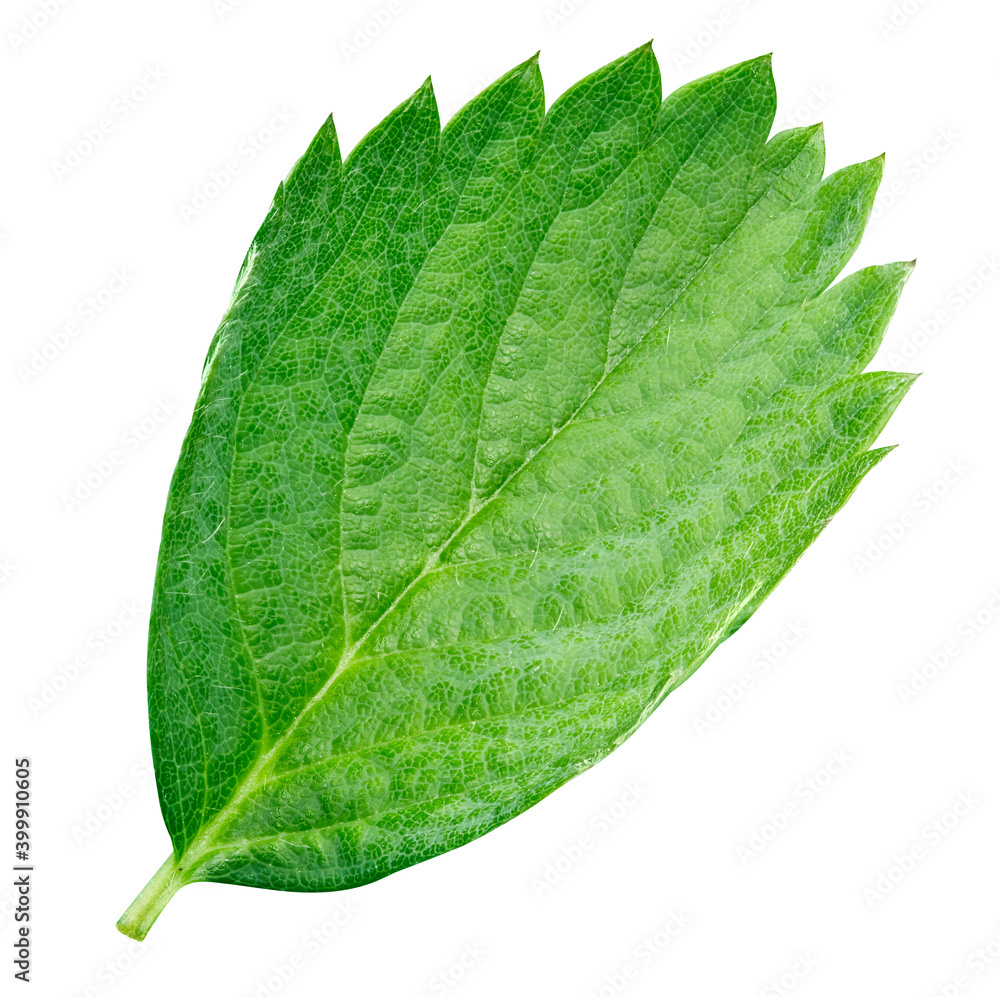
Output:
left=116, top=853, right=183, bottom=941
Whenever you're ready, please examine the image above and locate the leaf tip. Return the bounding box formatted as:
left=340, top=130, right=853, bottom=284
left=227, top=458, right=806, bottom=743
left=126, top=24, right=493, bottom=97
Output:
left=893, top=369, right=921, bottom=390
left=316, top=112, right=338, bottom=155
left=411, top=74, right=439, bottom=120
left=619, top=39, right=659, bottom=76
left=877, top=371, right=920, bottom=431
left=739, top=52, right=774, bottom=90
left=858, top=444, right=900, bottom=475
left=889, top=257, right=918, bottom=288
left=873, top=152, right=887, bottom=185
left=517, top=49, right=542, bottom=80
left=847, top=151, right=885, bottom=190
left=409, top=74, right=436, bottom=109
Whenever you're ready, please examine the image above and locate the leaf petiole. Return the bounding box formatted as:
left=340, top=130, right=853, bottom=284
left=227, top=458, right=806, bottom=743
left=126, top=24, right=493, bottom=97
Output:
left=116, top=853, right=184, bottom=941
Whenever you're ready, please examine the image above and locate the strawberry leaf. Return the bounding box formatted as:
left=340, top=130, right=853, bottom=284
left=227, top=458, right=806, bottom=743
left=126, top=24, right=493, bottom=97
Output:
left=117, top=45, right=914, bottom=939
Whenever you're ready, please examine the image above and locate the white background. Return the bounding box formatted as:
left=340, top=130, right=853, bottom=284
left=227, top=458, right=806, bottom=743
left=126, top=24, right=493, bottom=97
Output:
left=2, top=0, right=998, bottom=994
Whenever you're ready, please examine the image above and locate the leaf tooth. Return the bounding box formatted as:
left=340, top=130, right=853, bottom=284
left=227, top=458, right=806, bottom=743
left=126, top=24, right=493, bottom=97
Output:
left=343, top=70, right=441, bottom=174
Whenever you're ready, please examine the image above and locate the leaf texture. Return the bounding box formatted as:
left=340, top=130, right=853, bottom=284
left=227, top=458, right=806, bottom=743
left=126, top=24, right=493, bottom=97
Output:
left=118, top=45, right=914, bottom=938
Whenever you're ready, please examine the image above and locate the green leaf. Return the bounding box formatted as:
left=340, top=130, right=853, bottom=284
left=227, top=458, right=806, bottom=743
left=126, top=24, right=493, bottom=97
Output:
left=118, top=45, right=914, bottom=939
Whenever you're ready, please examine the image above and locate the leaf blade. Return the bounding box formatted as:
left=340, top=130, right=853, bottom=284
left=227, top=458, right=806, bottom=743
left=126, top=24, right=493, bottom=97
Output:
left=124, top=48, right=914, bottom=935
